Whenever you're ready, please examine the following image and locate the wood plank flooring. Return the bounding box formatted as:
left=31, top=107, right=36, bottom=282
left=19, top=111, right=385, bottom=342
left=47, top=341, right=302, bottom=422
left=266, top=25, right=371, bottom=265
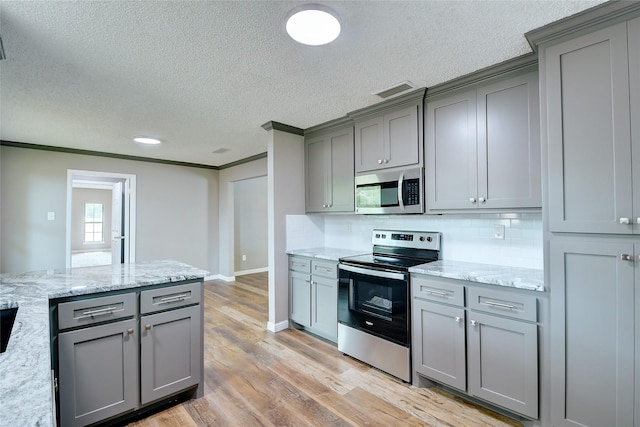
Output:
left=127, top=273, right=522, bottom=427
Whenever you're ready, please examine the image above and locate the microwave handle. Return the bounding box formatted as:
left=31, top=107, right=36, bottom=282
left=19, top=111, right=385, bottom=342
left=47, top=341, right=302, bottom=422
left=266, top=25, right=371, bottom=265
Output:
left=397, top=171, right=405, bottom=210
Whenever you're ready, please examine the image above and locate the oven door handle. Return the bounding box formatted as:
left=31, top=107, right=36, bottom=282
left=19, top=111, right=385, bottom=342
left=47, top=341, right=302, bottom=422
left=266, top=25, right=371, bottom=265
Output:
left=339, top=263, right=405, bottom=281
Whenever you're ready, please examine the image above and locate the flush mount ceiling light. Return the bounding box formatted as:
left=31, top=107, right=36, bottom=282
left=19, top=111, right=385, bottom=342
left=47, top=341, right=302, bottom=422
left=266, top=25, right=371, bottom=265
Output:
left=133, top=137, right=162, bottom=145
left=286, top=4, right=341, bottom=46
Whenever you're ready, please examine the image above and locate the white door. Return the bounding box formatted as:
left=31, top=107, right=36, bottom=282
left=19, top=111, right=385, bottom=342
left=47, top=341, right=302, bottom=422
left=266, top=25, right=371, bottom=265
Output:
left=111, top=181, right=123, bottom=264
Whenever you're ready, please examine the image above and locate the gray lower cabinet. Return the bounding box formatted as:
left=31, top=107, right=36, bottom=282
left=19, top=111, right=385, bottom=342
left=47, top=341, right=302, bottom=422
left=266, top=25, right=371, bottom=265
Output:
left=550, top=239, right=635, bottom=427
left=55, top=281, right=203, bottom=427
left=425, top=68, right=540, bottom=211
left=288, top=256, right=338, bottom=342
left=140, top=301, right=201, bottom=405
left=412, top=275, right=538, bottom=419
left=58, top=317, right=138, bottom=427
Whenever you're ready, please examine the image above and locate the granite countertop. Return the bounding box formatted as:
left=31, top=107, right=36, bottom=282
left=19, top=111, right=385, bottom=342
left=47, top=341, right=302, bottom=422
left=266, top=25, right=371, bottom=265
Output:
left=409, top=260, right=544, bottom=292
left=0, top=260, right=208, bottom=427
left=286, top=247, right=368, bottom=261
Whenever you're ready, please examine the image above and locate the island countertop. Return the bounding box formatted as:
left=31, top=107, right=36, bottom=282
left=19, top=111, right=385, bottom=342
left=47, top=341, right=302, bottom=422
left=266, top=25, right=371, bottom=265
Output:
left=0, top=260, right=208, bottom=427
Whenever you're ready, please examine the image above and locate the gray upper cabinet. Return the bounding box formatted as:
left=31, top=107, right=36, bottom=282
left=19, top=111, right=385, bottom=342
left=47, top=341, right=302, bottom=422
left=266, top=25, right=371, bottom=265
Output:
left=353, top=100, right=422, bottom=173
left=550, top=239, right=635, bottom=427
left=426, top=69, right=541, bottom=211
left=545, top=20, right=639, bottom=233
left=305, top=125, right=354, bottom=213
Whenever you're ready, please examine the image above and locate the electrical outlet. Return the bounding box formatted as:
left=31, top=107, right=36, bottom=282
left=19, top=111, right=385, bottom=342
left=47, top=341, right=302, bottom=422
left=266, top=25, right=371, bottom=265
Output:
left=494, top=225, right=505, bottom=240
left=242, top=254, right=247, bottom=261
left=47, top=212, right=55, bottom=221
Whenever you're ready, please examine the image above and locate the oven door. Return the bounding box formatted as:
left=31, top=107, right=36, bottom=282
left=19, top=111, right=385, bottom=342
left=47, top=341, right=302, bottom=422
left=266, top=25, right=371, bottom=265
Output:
left=338, top=264, right=410, bottom=347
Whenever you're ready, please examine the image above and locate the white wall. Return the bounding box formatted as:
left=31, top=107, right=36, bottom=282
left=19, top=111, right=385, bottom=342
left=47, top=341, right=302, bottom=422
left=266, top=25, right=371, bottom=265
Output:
left=0, top=146, right=219, bottom=274
left=287, top=213, right=543, bottom=269
left=71, top=187, right=112, bottom=252
left=233, top=176, right=268, bottom=273
left=218, top=157, right=268, bottom=280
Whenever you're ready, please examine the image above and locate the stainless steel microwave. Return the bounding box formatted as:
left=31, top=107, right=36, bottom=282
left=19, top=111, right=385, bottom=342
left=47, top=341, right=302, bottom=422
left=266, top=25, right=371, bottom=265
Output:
left=354, top=167, right=424, bottom=214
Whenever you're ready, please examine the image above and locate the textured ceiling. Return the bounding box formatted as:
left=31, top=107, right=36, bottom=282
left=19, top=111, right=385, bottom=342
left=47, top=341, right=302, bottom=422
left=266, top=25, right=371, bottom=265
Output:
left=0, top=0, right=605, bottom=167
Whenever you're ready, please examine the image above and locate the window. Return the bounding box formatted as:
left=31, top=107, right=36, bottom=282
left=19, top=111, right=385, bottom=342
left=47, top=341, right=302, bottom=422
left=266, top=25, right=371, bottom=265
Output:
left=84, top=203, right=104, bottom=243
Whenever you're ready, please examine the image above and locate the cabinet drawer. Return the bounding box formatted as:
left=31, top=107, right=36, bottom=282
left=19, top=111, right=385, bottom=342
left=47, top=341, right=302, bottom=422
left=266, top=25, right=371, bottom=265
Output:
left=312, top=260, right=337, bottom=278
left=289, top=256, right=311, bottom=273
left=412, top=276, right=464, bottom=307
left=58, top=293, right=137, bottom=330
left=140, top=282, right=202, bottom=315
left=468, top=288, right=537, bottom=322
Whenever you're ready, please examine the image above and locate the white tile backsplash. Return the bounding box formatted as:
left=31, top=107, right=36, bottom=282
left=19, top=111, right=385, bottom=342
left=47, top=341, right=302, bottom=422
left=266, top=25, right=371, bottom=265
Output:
left=287, top=213, right=543, bottom=269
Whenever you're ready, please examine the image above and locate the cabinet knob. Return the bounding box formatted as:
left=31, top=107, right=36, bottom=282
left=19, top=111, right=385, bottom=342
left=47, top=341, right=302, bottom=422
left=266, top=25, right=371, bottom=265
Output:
left=454, top=316, right=462, bottom=323
left=145, top=324, right=152, bottom=331
left=636, top=218, right=640, bottom=225
left=620, top=217, right=631, bottom=225
left=378, top=159, right=383, bottom=164
left=621, top=254, right=632, bottom=261
left=127, top=328, right=135, bottom=335
left=470, top=320, right=477, bottom=326
left=479, top=197, right=486, bottom=203
left=383, top=159, right=389, bottom=164
left=469, top=197, right=477, bottom=203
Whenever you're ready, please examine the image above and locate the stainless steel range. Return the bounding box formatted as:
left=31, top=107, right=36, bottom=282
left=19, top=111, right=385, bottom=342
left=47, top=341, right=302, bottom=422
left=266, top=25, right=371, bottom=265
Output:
left=338, top=229, right=441, bottom=382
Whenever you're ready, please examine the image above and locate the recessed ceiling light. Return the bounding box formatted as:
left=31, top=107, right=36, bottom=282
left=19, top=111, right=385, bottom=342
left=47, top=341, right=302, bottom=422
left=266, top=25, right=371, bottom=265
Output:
left=286, top=4, right=341, bottom=46
left=133, top=137, right=162, bottom=145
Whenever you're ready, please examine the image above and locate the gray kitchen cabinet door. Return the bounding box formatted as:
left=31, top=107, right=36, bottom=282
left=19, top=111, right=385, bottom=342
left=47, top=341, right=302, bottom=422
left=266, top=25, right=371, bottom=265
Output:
left=59, top=318, right=138, bottom=427
left=383, top=104, right=420, bottom=170
left=290, top=270, right=311, bottom=327
left=426, top=89, right=478, bottom=210
left=545, top=22, right=633, bottom=233
left=477, top=71, right=541, bottom=209
left=550, top=239, right=634, bottom=427
left=467, top=310, right=538, bottom=419
left=311, top=275, right=338, bottom=342
left=305, top=134, right=330, bottom=213
left=140, top=304, right=201, bottom=405
left=630, top=17, right=640, bottom=232
left=327, top=127, right=355, bottom=212
left=354, top=115, right=384, bottom=173
left=412, top=299, right=466, bottom=391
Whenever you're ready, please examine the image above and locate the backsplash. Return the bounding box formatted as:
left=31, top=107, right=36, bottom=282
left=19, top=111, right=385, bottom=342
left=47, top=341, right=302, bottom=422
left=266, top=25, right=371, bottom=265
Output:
left=287, top=213, right=543, bottom=269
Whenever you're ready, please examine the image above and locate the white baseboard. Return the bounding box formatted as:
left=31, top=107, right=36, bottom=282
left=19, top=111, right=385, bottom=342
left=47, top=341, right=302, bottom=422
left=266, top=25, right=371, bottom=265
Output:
left=267, top=320, right=290, bottom=333
left=235, top=267, right=268, bottom=276
left=204, top=274, right=235, bottom=282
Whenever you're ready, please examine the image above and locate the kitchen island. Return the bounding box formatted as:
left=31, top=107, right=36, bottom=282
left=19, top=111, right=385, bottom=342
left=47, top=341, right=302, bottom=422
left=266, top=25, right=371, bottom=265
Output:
left=0, top=260, right=208, bottom=427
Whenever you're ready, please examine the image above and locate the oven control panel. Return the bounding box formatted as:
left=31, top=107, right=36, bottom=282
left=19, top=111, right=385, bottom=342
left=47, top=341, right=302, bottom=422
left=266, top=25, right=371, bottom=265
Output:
left=372, top=229, right=441, bottom=250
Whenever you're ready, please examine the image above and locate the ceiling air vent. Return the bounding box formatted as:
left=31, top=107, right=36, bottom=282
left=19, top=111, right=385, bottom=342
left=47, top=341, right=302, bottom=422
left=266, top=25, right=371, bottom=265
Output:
left=373, top=81, right=414, bottom=99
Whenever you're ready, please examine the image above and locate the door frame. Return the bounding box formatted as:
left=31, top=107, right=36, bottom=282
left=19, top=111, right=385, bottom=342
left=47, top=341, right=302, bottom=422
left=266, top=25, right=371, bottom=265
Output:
left=66, top=170, right=137, bottom=269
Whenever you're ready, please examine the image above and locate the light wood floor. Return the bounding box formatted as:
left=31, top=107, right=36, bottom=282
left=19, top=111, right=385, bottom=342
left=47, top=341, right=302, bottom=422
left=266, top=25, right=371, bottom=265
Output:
left=127, top=272, right=522, bottom=427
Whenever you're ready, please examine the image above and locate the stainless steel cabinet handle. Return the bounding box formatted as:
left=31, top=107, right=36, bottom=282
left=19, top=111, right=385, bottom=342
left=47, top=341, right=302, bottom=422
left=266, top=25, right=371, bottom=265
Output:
left=426, top=289, right=448, bottom=297
left=469, top=197, right=476, bottom=203
left=454, top=316, right=462, bottom=323
left=620, top=217, right=631, bottom=225
left=365, top=320, right=374, bottom=326
left=127, top=328, right=134, bottom=335
left=479, top=197, right=486, bottom=203
left=316, top=267, right=332, bottom=272
left=484, top=300, right=517, bottom=310
left=159, top=294, right=188, bottom=304
left=145, top=324, right=152, bottom=331
left=470, top=320, right=477, bottom=326
left=81, top=306, right=118, bottom=317
left=621, top=254, right=632, bottom=261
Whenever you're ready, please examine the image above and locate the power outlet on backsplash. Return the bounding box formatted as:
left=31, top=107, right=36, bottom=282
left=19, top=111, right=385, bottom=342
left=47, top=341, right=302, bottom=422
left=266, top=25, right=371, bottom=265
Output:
left=494, top=225, right=505, bottom=240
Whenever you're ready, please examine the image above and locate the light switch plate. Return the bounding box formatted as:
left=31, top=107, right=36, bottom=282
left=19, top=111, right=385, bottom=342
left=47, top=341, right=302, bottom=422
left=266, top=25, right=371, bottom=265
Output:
left=494, top=225, right=505, bottom=240
left=47, top=212, right=55, bottom=221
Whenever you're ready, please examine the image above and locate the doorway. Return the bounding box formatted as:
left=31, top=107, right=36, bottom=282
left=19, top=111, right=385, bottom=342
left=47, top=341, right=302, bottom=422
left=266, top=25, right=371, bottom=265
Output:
left=66, top=170, right=136, bottom=269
